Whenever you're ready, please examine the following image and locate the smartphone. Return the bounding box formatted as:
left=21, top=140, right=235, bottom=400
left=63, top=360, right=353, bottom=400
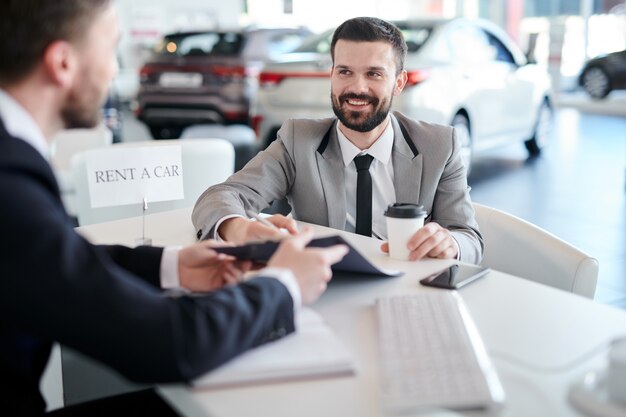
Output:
left=419, top=264, right=491, bottom=289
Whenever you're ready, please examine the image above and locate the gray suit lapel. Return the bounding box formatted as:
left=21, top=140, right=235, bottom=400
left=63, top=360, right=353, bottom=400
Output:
left=315, top=123, right=347, bottom=229
left=391, top=116, right=423, bottom=205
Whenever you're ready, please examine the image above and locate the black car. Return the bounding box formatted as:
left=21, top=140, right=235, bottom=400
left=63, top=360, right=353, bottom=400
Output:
left=579, top=49, right=626, bottom=99
left=136, top=27, right=312, bottom=139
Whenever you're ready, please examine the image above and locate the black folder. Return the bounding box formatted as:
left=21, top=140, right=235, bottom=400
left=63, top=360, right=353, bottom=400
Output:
left=214, top=235, right=402, bottom=277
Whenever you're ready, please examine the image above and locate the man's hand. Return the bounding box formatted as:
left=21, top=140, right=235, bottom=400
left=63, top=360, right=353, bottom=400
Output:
left=381, top=222, right=458, bottom=261
left=178, top=240, right=252, bottom=292
left=268, top=228, right=349, bottom=304
left=219, top=214, right=298, bottom=244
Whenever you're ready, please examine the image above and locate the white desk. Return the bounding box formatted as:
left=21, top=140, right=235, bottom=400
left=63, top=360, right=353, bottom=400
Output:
left=78, top=208, right=626, bottom=417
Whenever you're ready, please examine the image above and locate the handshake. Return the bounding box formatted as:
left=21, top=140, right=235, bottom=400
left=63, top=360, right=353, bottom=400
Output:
left=178, top=214, right=349, bottom=305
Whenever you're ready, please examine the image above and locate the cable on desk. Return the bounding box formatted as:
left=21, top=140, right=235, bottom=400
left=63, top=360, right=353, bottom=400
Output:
left=488, top=338, right=615, bottom=374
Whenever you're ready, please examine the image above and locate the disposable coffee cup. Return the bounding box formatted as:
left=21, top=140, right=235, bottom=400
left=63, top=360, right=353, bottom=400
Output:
left=384, top=203, right=427, bottom=261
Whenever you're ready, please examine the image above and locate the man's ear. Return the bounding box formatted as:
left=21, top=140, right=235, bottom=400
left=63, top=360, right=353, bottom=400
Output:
left=393, top=69, right=408, bottom=96
left=42, top=40, right=77, bottom=88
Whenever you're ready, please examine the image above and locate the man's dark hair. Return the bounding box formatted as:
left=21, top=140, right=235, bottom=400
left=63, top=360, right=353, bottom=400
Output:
left=0, top=0, right=111, bottom=85
left=330, top=17, right=407, bottom=74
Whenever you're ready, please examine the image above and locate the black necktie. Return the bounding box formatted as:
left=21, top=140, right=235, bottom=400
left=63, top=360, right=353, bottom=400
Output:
left=354, top=154, right=374, bottom=237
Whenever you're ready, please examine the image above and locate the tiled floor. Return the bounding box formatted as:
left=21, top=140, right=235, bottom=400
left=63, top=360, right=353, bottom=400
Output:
left=467, top=104, right=626, bottom=309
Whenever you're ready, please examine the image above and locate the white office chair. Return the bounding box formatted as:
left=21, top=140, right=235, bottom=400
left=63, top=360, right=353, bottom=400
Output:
left=181, top=124, right=258, bottom=171
left=472, top=203, right=598, bottom=298
left=50, top=126, right=113, bottom=216
left=71, top=139, right=234, bottom=226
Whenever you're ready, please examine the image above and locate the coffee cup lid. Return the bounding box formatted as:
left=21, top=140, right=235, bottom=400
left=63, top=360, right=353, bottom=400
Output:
left=384, top=203, right=427, bottom=218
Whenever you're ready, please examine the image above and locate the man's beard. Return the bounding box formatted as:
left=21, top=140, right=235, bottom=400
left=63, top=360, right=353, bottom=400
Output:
left=331, top=92, right=392, bottom=132
left=61, top=75, right=104, bottom=130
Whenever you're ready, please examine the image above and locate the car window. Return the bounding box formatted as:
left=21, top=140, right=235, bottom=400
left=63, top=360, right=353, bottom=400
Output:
left=268, top=32, right=309, bottom=55
left=399, top=27, right=432, bottom=52
left=156, top=32, right=244, bottom=57
left=293, top=25, right=432, bottom=56
left=294, top=31, right=332, bottom=54
left=447, top=24, right=497, bottom=64
left=483, top=31, right=515, bottom=64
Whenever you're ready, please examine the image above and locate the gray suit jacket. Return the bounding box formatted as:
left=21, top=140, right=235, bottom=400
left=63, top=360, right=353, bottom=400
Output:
left=192, top=111, right=483, bottom=263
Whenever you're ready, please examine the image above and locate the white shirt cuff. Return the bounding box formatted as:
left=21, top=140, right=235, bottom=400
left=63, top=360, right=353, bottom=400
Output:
left=160, top=246, right=182, bottom=289
left=214, top=214, right=247, bottom=241
left=452, top=236, right=461, bottom=261
left=253, top=267, right=301, bottom=310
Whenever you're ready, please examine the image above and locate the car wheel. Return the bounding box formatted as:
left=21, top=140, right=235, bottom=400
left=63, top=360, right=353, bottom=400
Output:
left=451, top=114, right=472, bottom=175
left=581, top=66, right=611, bottom=99
left=149, top=126, right=182, bottom=140
left=524, top=99, right=552, bottom=157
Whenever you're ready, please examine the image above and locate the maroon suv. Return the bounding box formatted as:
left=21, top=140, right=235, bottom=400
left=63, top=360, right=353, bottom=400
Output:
left=136, top=27, right=312, bottom=139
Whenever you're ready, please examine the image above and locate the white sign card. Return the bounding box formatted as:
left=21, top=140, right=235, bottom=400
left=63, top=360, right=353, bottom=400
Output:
left=85, top=145, right=184, bottom=208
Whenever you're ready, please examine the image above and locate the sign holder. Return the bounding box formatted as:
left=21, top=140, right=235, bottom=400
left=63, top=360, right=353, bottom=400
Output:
left=84, top=144, right=184, bottom=246
left=135, top=197, right=152, bottom=246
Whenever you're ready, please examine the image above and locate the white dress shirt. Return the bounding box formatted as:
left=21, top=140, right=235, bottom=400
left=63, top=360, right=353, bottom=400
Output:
left=336, top=120, right=396, bottom=239
left=0, top=89, right=303, bottom=305
left=0, top=90, right=48, bottom=158
left=337, top=119, right=460, bottom=258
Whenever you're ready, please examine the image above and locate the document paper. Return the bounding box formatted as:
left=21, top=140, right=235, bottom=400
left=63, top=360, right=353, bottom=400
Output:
left=192, top=308, right=355, bottom=389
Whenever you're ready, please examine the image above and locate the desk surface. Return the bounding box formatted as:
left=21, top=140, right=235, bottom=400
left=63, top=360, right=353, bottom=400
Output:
left=78, top=208, right=626, bottom=417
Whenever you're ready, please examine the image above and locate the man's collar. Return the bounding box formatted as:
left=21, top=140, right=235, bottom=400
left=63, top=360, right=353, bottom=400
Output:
left=336, top=118, right=394, bottom=167
left=0, top=89, right=49, bottom=158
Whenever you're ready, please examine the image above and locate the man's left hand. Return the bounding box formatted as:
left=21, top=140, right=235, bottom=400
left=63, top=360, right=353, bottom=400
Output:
left=177, top=241, right=252, bottom=292
left=380, top=222, right=458, bottom=261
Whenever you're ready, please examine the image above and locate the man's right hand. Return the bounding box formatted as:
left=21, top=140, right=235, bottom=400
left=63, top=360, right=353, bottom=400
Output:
left=268, top=228, right=349, bottom=305
left=219, top=214, right=298, bottom=244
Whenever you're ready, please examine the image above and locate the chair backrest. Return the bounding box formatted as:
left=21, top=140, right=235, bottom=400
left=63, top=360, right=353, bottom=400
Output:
left=180, top=124, right=255, bottom=146
left=181, top=124, right=258, bottom=171
left=473, top=203, right=598, bottom=298
left=50, top=126, right=114, bottom=216
left=71, top=139, right=234, bottom=226
left=50, top=126, right=113, bottom=172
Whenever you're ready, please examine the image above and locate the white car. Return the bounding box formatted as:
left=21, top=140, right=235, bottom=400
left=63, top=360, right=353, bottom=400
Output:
left=251, top=18, right=552, bottom=171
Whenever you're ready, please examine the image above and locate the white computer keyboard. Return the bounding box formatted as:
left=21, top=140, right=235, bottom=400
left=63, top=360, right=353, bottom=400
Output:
left=375, top=291, right=505, bottom=414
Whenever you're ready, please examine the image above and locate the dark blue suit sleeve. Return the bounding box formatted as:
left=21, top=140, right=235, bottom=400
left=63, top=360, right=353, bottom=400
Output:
left=0, top=166, right=295, bottom=384
left=98, top=244, right=163, bottom=287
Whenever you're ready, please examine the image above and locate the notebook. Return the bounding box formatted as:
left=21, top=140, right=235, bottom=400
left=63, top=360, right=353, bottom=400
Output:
left=192, top=308, right=355, bottom=389
left=214, top=235, right=402, bottom=277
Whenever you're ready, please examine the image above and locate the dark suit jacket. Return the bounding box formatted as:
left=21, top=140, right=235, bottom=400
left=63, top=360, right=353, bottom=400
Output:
left=0, top=119, right=295, bottom=415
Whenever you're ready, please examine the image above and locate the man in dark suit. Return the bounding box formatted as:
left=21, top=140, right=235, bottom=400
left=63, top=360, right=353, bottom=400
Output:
left=0, top=1, right=348, bottom=415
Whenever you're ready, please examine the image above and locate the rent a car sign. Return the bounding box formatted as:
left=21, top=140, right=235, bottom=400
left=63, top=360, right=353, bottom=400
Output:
left=85, top=145, right=183, bottom=208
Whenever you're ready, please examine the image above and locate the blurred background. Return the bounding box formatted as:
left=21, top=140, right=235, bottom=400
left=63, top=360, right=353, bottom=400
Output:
left=112, top=0, right=626, bottom=105
left=67, top=0, right=626, bottom=309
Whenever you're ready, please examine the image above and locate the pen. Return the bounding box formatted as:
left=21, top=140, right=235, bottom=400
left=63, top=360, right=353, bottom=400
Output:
left=248, top=211, right=279, bottom=229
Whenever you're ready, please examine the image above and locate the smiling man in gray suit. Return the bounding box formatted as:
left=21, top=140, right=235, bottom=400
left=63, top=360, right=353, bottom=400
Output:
left=193, top=17, right=483, bottom=264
